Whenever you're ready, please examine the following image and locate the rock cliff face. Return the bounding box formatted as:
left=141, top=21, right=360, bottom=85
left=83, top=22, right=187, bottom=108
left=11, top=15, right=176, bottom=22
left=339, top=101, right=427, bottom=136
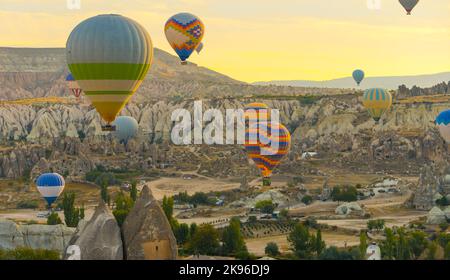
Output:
left=122, top=186, right=178, bottom=260
left=64, top=200, right=123, bottom=260
left=0, top=219, right=75, bottom=254
left=0, top=94, right=449, bottom=179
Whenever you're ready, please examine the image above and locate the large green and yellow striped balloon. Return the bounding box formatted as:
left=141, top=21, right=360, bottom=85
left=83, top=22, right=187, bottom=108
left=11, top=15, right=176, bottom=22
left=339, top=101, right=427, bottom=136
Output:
left=362, top=88, right=393, bottom=122
left=66, top=14, right=153, bottom=125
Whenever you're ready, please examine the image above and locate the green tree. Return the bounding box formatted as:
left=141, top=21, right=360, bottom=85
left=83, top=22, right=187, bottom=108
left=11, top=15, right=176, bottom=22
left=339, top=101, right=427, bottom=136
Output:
left=162, top=196, right=174, bottom=220
left=313, top=229, right=326, bottom=256
left=288, top=223, right=311, bottom=259
left=331, top=185, right=357, bottom=202
left=279, top=209, right=289, bottom=220
left=396, top=228, right=411, bottom=260
left=255, top=200, right=275, bottom=214
left=222, top=217, right=246, bottom=255
left=47, top=212, right=62, bottom=225
left=409, top=231, right=428, bottom=259
left=301, top=195, right=313, bottom=205
left=174, top=223, right=190, bottom=245
left=130, top=180, right=138, bottom=202
left=62, top=192, right=82, bottom=227
left=426, top=241, right=438, bottom=260
left=112, top=191, right=134, bottom=227
left=381, top=228, right=396, bottom=260
left=265, top=242, right=280, bottom=257
left=188, top=224, right=220, bottom=255
left=444, top=243, right=450, bottom=260
left=359, top=231, right=368, bottom=258
left=190, top=223, right=198, bottom=237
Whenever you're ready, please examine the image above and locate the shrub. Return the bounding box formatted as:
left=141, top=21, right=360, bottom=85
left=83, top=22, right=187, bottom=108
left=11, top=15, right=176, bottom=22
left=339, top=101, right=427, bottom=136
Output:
left=265, top=242, right=280, bottom=257
left=47, top=212, right=62, bottom=225
left=16, top=200, right=39, bottom=209
left=0, top=248, right=60, bottom=260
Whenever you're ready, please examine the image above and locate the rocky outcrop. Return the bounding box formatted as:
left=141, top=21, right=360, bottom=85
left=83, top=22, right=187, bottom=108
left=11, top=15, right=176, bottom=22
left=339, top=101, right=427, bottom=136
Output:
left=64, top=200, right=123, bottom=260
left=122, top=186, right=177, bottom=260
left=0, top=219, right=75, bottom=254
left=335, top=202, right=365, bottom=216
left=426, top=207, right=447, bottom=225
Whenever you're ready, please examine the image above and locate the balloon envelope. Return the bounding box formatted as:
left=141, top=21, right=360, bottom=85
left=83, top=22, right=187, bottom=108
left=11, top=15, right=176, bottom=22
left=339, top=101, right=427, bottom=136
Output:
left=66, top=14, right=153, bottom=124
left=363, top=88, right=392, bottom=122
left=66, top=73, right=82, bottom=98
left=245, top=122, right=291, bottom=178
left=196, top=42, right=204, bottom=54
left=36, top=173, right=65, bottom=206
left=399, top=0, right=419, bottom=15
left=352, top=70, right=365, bottom=86
left=244, top=103, right=270, bottom=124
left=165, top=13, right=204, bottom=63
left=112, top=116, right=139, bottom=142
left=436, top=110, right=450, bottom=143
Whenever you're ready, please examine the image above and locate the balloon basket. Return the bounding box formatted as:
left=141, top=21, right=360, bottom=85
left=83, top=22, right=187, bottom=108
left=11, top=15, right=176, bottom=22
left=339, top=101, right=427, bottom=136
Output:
left=102, top=125, right=116, bottom=132
left=263, top=177, right=271, bottom=187
left=181, top=61, right=188, bottom=65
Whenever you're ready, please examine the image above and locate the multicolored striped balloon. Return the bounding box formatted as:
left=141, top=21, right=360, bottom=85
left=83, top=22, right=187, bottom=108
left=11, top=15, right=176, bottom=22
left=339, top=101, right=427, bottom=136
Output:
left=244, top=103, right=270, bottom=124
left=245, top=122, right=291, bottom=181
left=436, top=110, right=450, bottom=143
left=66, top=14, right=153, bottom=126
left=362, top=88, right=393, bottom=122
left=36, top=173, right=65, bottom=207
left=66, top=73, right=83, bottom=98
left=165, top=13, right=204, bottom=64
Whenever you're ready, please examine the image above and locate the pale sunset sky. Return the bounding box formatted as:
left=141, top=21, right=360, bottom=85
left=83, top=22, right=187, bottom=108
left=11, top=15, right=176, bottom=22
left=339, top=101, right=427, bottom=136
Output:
left=0, top=0, right=449, bottom=82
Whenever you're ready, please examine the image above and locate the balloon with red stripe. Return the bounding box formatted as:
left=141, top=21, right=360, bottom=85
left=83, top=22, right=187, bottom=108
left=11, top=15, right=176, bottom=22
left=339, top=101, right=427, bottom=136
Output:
left=66, top=73, right=83, bottom=98
left=245, top=122, right=291, bottom=186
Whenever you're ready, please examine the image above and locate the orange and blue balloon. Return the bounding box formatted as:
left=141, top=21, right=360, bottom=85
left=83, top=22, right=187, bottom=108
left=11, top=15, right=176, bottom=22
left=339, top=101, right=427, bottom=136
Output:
left=245, top=122, right=291, bottom=186
left=165, top=13, right=205, bottom=64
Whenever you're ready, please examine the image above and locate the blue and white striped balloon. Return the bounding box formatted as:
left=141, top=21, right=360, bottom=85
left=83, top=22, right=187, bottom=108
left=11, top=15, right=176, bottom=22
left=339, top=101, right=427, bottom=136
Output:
left=36, top=173, right=65, bottom=206
left=436, top=110, right=450, bottom=143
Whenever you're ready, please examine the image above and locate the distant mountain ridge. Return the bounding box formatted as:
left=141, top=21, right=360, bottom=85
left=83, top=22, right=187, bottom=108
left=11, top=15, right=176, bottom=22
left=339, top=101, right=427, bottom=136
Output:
left=253, top=72, right=450, bottom=90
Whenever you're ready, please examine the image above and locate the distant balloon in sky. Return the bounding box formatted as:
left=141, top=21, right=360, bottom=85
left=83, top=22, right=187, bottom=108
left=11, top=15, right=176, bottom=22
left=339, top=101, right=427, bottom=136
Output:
left=36, top=173, right=65, bottom=207
left=165, top=13, right=205, bottom=65
left=66, top=14, right=153, bottom=131
left=352, top=70, right=365, bottom=86
left=196, top=42, right=204, bottom=54
left=66, top=73, right=82, bottom=98
left=362, top=88, right=393, bottom=122
left=436, top=110, right=450, bottom=143
left=399, top=0, right=419, bottom=15
left=112, top=116, right=139, bottom=143
left=245, top=122, right=291, bottom=186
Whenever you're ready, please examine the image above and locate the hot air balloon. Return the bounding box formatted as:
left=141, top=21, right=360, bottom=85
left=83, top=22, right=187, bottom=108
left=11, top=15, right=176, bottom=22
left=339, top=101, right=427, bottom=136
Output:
left=244, top=102, right=270, bottom=124
left=66, top=73, right=83, bottom=98
left=399, top=0, right=419, bottom=15
left=66, top=14, right=153, bottom=131
left=36, top=173, right=65, bottom=207
left=112, top=116, right=139, bottom=143
left=352, top=70, right=365, bottom=86
left=436, top=110, right=450, bottom=143
left=196, top=42, right=204, bottom=54
left=165, top=13, right=205, bottom=65
left=245, top=122, right=291, bottom=186
left=362, top=88, right=393, bottom=122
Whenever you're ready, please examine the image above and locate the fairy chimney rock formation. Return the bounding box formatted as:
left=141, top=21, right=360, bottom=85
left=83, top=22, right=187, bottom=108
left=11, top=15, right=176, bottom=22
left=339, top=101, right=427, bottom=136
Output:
left=122, top=185, right=178, bottom=260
